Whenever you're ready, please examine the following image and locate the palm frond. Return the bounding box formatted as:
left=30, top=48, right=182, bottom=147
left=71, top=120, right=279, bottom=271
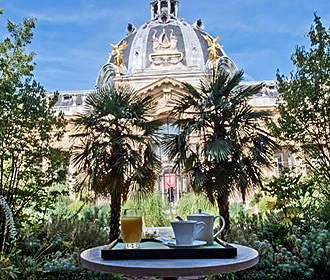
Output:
left=161, top=66, right=276, bottom=212
left=206, top=139, right=233, bottom=162
left=72, top=83, right=161, bottom=201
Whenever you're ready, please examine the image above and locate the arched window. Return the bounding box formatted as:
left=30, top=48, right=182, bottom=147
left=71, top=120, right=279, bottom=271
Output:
left=160, top=0, right=168, bottom=9
left=155, top=123, right=186, bottom=203
left=153, top=3, right=158, bottom=18
left=170, top=1, right=175, bottom=15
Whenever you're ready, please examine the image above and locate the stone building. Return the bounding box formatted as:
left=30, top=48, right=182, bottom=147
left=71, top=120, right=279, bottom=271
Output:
left=54, top=0, right=295, bottom=202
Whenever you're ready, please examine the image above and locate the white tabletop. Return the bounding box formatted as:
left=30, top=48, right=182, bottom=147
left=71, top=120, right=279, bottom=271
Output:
left=80, top=244, right=259, bottom=277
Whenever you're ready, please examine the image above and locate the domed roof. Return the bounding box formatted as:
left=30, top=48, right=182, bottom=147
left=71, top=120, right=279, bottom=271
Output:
left=96, top=0, right=238, bottom=88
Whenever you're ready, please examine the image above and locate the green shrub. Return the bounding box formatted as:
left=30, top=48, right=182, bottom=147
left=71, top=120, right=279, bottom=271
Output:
left=229, top=202, right=245, bottom=224
left=220, top=211, right=330, bottom=280
left=262, top=170, right=325, bottom=227
left=0, top=196, right=17, bottom=252
left=124, top=192, right=171, bottom=227
left=0, top=250, right=123, bottom=280
left=0, top=204, right=119, bottom=280
left=176, top=192, right=218, bottom=219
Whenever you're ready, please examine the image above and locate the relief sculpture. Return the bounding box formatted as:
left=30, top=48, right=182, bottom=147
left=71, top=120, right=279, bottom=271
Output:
left=149, top=29, right=184, bottom=67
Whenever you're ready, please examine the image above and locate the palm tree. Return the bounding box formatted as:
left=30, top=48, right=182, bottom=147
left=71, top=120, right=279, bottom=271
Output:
left=72, top=84, right=161, bottom=242
left=162, top=68, right=277, bottom=232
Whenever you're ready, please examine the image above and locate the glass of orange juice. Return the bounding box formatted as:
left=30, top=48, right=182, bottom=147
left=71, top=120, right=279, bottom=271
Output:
left=121, top=209, right=143, bottom=249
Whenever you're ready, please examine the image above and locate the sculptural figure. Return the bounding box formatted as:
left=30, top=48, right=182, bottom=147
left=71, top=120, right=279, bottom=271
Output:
left=169, top=29, right=178, bottom=51
left=202, top=34, right=223, bottom=66
left=96, top=40, right=128, bottom=88
left=111, top=41, right=128, bottom=69
left=149, top=29, right=183, bottom=67
left=152, top=29, right=171, bottom=53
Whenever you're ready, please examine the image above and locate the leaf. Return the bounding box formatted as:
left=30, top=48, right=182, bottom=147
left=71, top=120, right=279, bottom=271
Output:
left=206, top=139, right=232, bottom=162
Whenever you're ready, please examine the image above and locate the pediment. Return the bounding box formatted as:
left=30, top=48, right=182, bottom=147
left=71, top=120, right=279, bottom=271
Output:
left=137, top=77, right=185, bottom=96
left=137, top=77, right=186, bottom=121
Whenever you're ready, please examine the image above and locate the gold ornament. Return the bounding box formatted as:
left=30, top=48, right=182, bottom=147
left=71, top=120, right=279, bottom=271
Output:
left=202, top=34, right=223, bottom=66
left=111, top=41, right=128, bottom=69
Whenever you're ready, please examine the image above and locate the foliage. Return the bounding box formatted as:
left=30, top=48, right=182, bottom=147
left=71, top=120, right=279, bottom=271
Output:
left=72, top=84, right=161, bottom=242
left=176, top=192, right=218, bottom=219
left=41, top=203, right=110, bottom=252
left=211, top=211, right=330, bottom=280
left=0, top=203, right=119, bottom=280
left=313, top=175, right=330, bottom=225
left=250, top=190, right=277, bottom=214
left=123, top=192, right=171, bottom=227
left=262, top=169, right=318, bottom=226
left=162, top=68, right=277, bottom=231
left=0, top=251, right=122, bottom=280
left=0, top=196, right=17, bottom=251
left=271, top=14, right=330, bottom=181
left=228, top=202, right=245, bottom=224
left=0, top=10, right=68, bottom=253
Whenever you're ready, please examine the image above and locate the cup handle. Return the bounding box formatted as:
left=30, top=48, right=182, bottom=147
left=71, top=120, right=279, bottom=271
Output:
left=194, top=221, right=206, bottom=239
left=213, top=216, right=226, bottom=238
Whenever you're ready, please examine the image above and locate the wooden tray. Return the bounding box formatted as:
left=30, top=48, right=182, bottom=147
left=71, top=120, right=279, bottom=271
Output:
left=101, top=238, right=237, bottom=260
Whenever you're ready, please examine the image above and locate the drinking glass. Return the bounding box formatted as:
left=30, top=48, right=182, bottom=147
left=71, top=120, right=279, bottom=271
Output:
left=120, top=209, right=143, bottom=249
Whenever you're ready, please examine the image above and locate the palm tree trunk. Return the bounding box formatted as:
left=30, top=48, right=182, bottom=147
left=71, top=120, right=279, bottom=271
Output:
left=217, top=192, right=230, bottom=238
left=109, top=193, right=121, bottom=243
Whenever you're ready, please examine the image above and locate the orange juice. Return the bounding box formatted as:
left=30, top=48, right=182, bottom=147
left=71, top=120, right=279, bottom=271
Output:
left=121, top=216, right=143, bottom=243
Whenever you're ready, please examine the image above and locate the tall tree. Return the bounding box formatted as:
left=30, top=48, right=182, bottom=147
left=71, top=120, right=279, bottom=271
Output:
left=163, top=69, right=277, bottom=231
left=0, top=11, right=68, bottom=251
left=72, top=85, right=161, bottom=242
left=272, top=15, right=329, bottom=181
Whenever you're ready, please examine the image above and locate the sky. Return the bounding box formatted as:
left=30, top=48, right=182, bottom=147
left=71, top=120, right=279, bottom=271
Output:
left=0, top=0, right=329, bottom=92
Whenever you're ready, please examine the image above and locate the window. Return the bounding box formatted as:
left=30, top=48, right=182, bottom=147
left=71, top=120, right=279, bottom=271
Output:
left=275, top=153, right=284, bottom=173
left=153, top=3, right=158, bottom=18
left=288, top=153, right=294, bottom=169
left=170, top=1, right=175, bottom=14
left=160, top=1, right=168, bottom=9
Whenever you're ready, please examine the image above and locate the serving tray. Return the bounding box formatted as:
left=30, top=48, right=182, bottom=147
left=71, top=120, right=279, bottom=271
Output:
left=101, top=238, right=237, bottom=260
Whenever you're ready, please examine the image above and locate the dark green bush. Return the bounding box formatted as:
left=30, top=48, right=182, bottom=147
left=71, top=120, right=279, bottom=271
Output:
left=0, top=205, right=120, bottom=280
left=0, top=251, right=122, bottom=280
left=215, top=211, right=330, bottom=280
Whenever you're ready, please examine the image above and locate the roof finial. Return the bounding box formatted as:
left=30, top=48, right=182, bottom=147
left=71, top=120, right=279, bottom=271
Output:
left=150, top=0, right=179, bottom=21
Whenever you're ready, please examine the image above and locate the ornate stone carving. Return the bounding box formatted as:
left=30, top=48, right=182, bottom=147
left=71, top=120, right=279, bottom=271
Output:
left=202, top=34, right=223, bottom=67
left=149, top=29, right=184, bottom=67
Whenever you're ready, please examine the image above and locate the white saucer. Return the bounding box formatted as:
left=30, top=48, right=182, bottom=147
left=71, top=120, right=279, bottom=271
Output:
left=162, top=240, right=207, bottom=249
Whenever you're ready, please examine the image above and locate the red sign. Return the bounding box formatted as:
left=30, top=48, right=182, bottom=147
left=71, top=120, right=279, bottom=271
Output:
left=164, top=173, right=176, bottom=190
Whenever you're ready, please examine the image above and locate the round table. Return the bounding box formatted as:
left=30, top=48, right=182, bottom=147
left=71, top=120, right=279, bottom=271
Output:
left=80, top=244, right=259, bottom=279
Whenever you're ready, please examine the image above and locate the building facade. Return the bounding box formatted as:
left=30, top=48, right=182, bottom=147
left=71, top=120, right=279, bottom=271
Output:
left=54, top=0, right=295, bottom=202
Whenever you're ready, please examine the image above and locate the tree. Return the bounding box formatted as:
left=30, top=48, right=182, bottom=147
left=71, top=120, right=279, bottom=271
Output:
left=72, top=85, right=161, bottom=242
left=272, top=15, right=330, bottom=181
left=163, top=69, right=277, bottom=232
left=0, top=11, right=68, bottom=251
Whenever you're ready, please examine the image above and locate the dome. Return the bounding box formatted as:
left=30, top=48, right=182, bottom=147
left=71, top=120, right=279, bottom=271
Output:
left=96, top=0, right=238, bottom=88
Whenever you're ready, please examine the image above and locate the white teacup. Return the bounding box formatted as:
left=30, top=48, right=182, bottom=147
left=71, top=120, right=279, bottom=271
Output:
left=171, top=220, right=206, bottom=245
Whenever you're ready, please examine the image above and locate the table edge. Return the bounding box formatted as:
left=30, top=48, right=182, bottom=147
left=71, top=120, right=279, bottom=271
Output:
left=80, top=244, right=259, bottom=277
